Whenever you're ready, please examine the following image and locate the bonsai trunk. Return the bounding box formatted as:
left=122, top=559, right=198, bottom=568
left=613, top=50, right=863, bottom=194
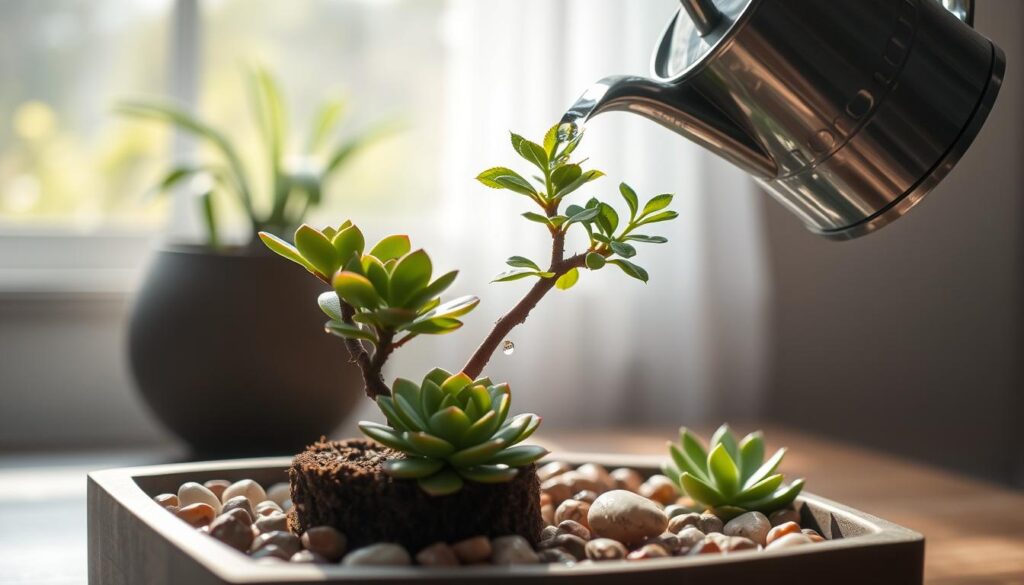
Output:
left=288, top=439, right=543, bottom=552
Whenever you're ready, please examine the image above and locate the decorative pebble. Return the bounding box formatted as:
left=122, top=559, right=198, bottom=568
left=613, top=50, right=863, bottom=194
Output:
left=588, top=490, right=668, bottom=545
left=537, top=547, right=575, bottom=564
left=688, top=536, right=722, bottom=555
left=558, top=471, right=604, bottom=495
left=766, top=532, right=813, bottom=550
left=638, top=475, right=678, bottom=505
left=540, top=480, right=572, bottom=507
left=585, top=538, right=628, bottom=561
left=717, top=534, right=758, bottom=553
left=541, top=534, right=587, bottom=560
left=452, top=535, right=492, bottom=564
left=667, top=512, right=701, bottom=534
left=342, top=543, right=412, bottom=566
left=221, top=507, right=253, bottom=527
left=540, top=525, right=559, bottom=541
left=221, top=479, right=267, bottom=510
left=555, top=519, right=590, bottom=541
left=290, top=550, right=327, bottom=563
left=769, top=507, right=801, bottom=527
left=646, top=531, right=682, bottom=554
left=575, top=463, right=614, bottom=491
left=610, top=468, right=644, bottom=493
left=177, top=482, right=222, bottom=515
left=539, top=492, right=552, bottom=507
left=540, top=504, right=556, bottom=525
left=251, top=531, right=301, bottom=557
left=724, top=511, right=771, bottom=546
left=251, top=544, right=291, bottom=561
left=766, top=521, right=801, bottom=545
left=203, top=479, right=231, bottom=500
left=801, top=528, right=826, bottom=543
left=415, top=542, right=459, bottom=566
left=154, top=493, right=178, bottom=509
left=301, top=526, right=348, bottom=562
left=698, top=513, right=724, bottom=535
left=626, top=543, right=669, bottom=560
left=572, top=490, right=599, bottom=504
left=254, top=512, right=289, bottom=534
left=675, top=526, right=706, bottom=550
left=266, top=482, right=291, bottom=508
left=281, top=499, right=293, bottom=512
left=554, top=499, right=590, bottom=529
left=175, top=502, right=216, bottom=528
left=221, top=496, right=255, bottom=522
left=255, top=501, right=283, bottom=517
left=537, top=461, right=573, bottom=482
left=491, top=535, right=540, bottom=564
left=208, top=510, right=254, bottom=552
left=664, top=504, right=689, bottom=518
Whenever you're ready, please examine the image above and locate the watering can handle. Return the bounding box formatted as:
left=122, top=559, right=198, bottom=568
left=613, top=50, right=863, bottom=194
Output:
left=941, top=0, right=974, bottom=26
left=684, top=0, right=975, bottom=30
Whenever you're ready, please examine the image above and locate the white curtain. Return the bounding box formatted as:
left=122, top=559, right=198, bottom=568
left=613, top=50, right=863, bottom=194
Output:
left=374, top=0, right=770, bottom=430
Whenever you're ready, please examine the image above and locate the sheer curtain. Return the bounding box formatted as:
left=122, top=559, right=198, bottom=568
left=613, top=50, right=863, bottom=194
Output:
left=380, top=0, right=770, bottom=430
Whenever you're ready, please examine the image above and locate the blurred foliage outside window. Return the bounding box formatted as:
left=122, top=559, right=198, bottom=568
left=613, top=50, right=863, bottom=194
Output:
left=0, top=0, right=445, bottom=235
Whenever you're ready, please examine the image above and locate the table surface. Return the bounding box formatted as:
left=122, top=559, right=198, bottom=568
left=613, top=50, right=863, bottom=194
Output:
left=2, top=426, right=1022, bottom=585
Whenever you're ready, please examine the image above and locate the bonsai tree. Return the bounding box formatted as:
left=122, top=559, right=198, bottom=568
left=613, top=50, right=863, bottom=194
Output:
left=117, top=66, right=394, bottom=248
left=261, top=123, right=679, bottom=495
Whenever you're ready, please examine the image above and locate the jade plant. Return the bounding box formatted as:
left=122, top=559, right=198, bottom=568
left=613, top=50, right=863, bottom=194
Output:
left=664, top=424, right=805, bottom=519
left=261, top=123, right=678, bottom=495
left=117, top=66, right=394, bottom=248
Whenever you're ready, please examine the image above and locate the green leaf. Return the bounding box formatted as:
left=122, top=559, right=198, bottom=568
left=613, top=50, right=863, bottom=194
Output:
left=492, top=415, right=530, bottom=444
left=735, top=473, right=784, bottom=503
left=542, top=124, right=559, bottom=157
left=619, top=183, right=639, bottom=219
left=376, top=396, right=409, bottom=431
left=639, top=210, right=679, bottom=225
left=551, top=164, right=582, bottom=194
left=424, top=368, right=451, bottom=387
left=420, top=380, right=444, bottom=413
left=491, top=390, right=511, bottom=428
left=510, top=133, right=548, bottom=173
left=608, top=259, right=649, bottom=283
left=259, top=232, right=317, bottom=273
left=711, top=424, right=739, bottom=461
left=369, top=235, right=412, bottom=262
left=384, top=458, right=444, bottom=479
left=596, top=203, right=619, bottom=234
left=487, top=445, right=548, bottom=467
left=707, top=443, right=740, bottom=498
left=417, top=468, right=464, bottom=496
left=428, top=406, right=472, bottom=444
left=317, top=291, right=343, bottom=320
left=332, top=225, right=365, bottom=266
left=448, top=438, right=506, bottom=467
left=742, top=479, right=805, bottom=513
left=358, top=421, right=411, bottom=452
left=405, top=270, right=459, bottom=310
left=307, top=97, right=346, bottom=153
left=669, top=442, right=707, bottom=482
left=457, top=464, right=518, bottom=483
left=461, top=410, right=500, bottom=446
left=393, top=380, right=428, bottom=428
left=554, top=169, right=604, bottom=199
left=515, top=414, right=542, bottom=444
left=441, top=372, right=473, bottom=396
left=476, top=167, right=537, bottom=196
left=389, top=249, right=433, bottom=307
left=680, top=472, right=727, bottom=507
left=406, top=317, right=463, bottom=335
left=333, top=271, right=380, bottom=310
left=295, top=225, right=338, bottom=276
left=555, top=268, right=579, bottom=291
left=405, top=432, right=456, bottom=458
left=325, top=320, right=378, bottom=344
left=738, top=432, right=765, bottom=483
left=566, top=207, right=600, bottom=224
left=624, top=234, right=668, bottom=244
left=414, top=295, right=480, bottom=322
left=492, top=269, right=553, bottom=283
left=609, top=241, right=637, bottom=258
left=743, top=448, right=787, bottom=491
left=363, top=256, right=391, bottom=298
left=521, top=211, right=551, bottom=225
left=680, top=428, right=709, bottom=474
left=585, top=252, right=606, bottom=270
left=641, top=194, right=673, bottom=216
left=506, top=256, right=541, bottom=271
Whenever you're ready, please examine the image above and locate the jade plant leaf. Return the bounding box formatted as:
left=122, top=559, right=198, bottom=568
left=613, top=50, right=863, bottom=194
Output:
left=369, top=234, right=411, bottom=262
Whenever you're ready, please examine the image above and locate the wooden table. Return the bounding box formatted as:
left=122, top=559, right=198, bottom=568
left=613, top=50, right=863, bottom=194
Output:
left=538, top=426, right=1024, bottom=585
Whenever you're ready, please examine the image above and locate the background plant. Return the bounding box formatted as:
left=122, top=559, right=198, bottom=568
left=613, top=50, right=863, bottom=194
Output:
left=117, top=66, right=394, bottom=248
left=664, top=424, right=805, bottom=519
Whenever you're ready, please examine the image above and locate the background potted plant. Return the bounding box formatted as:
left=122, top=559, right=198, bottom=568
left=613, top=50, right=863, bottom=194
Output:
left=119, top=67, right=394, bottom=455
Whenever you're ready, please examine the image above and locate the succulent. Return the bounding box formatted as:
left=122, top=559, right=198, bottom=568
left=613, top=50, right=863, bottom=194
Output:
left=358, top=368, right=546, bottom=496
left=260, top=221, right=478, bottom=347
left=664, top=425, right=804, bottom=518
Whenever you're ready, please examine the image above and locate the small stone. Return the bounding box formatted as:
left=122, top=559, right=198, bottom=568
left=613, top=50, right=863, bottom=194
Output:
left=175, top=503, right=216, bottom=528
left=281, top=499, right=293, bottom=512
left=801, top=528, right=825, bottom=542
left=537, top=547, right=575, bottom=564
left=555, top=519, right=591, bottom=541
left=769, top=507, right=801, bottom=527
left=688, top=536, right=723, bottom=555
left=221, top=479, right=267, bottom=510
left=644, top=531, right=682, bottom=553
left=555, top=499, right=590, bottom=529
left=255, top=500, right=283, bottom=517
left=541, top=534, right=586, bottom=560
left=266, top=482, right=290, bottom=507
left=766, top=521, right=801, bottom=545
left=572, top=490, right=599, bottom=504
left=203, top=479, right=231, bottom=500
left=560, top=471, right=604, bottom=494
left=638, top=475, right=679, bottom=505
left=626, top=543, right=669, bottom=560
left=254, top=512, right=289, bottom=534
left=766, top=532, right=813, bottom=550
left=209, top=510, right=254, bottom=552
left=222, top=507, right=253, bottom=526
left=539, top=492, right=552, bottom=507
left=251, top=545, right=290, bottom=561
left=698, top=513, right=724, bottom=535
left=154, top=493, right=178, bottom=509
left=724, top=511, right=771, bottom=546
left=588, top=490, right=669, bottom=545
left=540, top=525, right=559, bottom=541
left=251, top=531, right=301, bottom=557
left=415, top=542, right=459, bottom=566
left=177, top=482, right=222, bottom=515
left=663, top=505, right=689, bottom=518
left=491, top=535, right=539, bottom=564
left=301, top=526, right=347, bottom=561
left=342, top=543, right=412, bottom=566
left=721, top=535, right=758, bottom=553
left=575, top=463, right=614, bottom=491
left=585, top=538, right=627, bottom=561
left=537, top=461, right=573, bottom=482
left=610, top=468, right=644, bottom=493
left=452, top=535, right=491, bottom=564
left=290, top=550, right=327, bottom=563
left=668, top=513, right=701, bottom=534
left=540, top=480, right=572, bottom=507
left=540, top=504, right=555, bottom=525
left=221, top=496, right=255, bottom=522
left=675, top=526, right=706, bottom=550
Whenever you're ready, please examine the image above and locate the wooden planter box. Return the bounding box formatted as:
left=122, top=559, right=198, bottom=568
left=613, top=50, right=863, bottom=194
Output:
left=87, top=453, right=924, bottom=585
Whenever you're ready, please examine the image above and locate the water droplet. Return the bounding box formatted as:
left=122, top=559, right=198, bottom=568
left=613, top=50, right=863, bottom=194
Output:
left=557, top=121, right=580, bottom=142
left=502, top=340, right=515, bottom=355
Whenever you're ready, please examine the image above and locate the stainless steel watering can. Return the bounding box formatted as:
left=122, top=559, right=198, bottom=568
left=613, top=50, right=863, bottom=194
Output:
left=563, top=0, right=1005, bottom=239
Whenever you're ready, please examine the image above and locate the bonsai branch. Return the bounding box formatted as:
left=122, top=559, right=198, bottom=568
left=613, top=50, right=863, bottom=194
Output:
left=340, top=304, right=392, bottom=399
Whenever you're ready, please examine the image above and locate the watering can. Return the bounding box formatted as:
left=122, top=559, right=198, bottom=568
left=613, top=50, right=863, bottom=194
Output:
left=563, top=0, right=1005, bottom=239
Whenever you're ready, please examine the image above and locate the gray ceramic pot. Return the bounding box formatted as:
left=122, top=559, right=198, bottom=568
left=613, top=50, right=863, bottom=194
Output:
left=128, top=245, right=362, bottom=456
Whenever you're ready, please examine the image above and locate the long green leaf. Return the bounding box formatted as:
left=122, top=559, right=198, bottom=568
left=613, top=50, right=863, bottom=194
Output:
left=418, top=468, right=464, bottom=496
left=457, top=464, right=518, bottom=483
left=707, top=443, right=740, bottom=497
left=487, top=445, right=548, bottom=466
left=738, top=432, right=765, bottom=483
left=384, top=458, right=444, bottom=479
left=358, top=421, right=411, bottom=451
left=680, top=472, right=726, bottom=507
left=258, top=232, right=317, bottom=274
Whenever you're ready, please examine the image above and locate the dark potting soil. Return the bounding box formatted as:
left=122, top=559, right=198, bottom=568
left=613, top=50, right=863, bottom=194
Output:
left=288, top=438, right=543, bottom=552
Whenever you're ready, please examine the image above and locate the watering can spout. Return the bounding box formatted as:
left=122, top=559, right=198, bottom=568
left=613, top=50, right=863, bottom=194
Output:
left=561, top=75, right=777, bottom=179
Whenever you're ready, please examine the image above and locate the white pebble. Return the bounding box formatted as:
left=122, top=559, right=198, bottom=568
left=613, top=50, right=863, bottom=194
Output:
left=342, top=543, right=411, bottom=566
left=222, top=479, right=267, bottom=510
left=177, top=482, right=221, bottom=514
left=266, top=482, right=291, bottom=507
